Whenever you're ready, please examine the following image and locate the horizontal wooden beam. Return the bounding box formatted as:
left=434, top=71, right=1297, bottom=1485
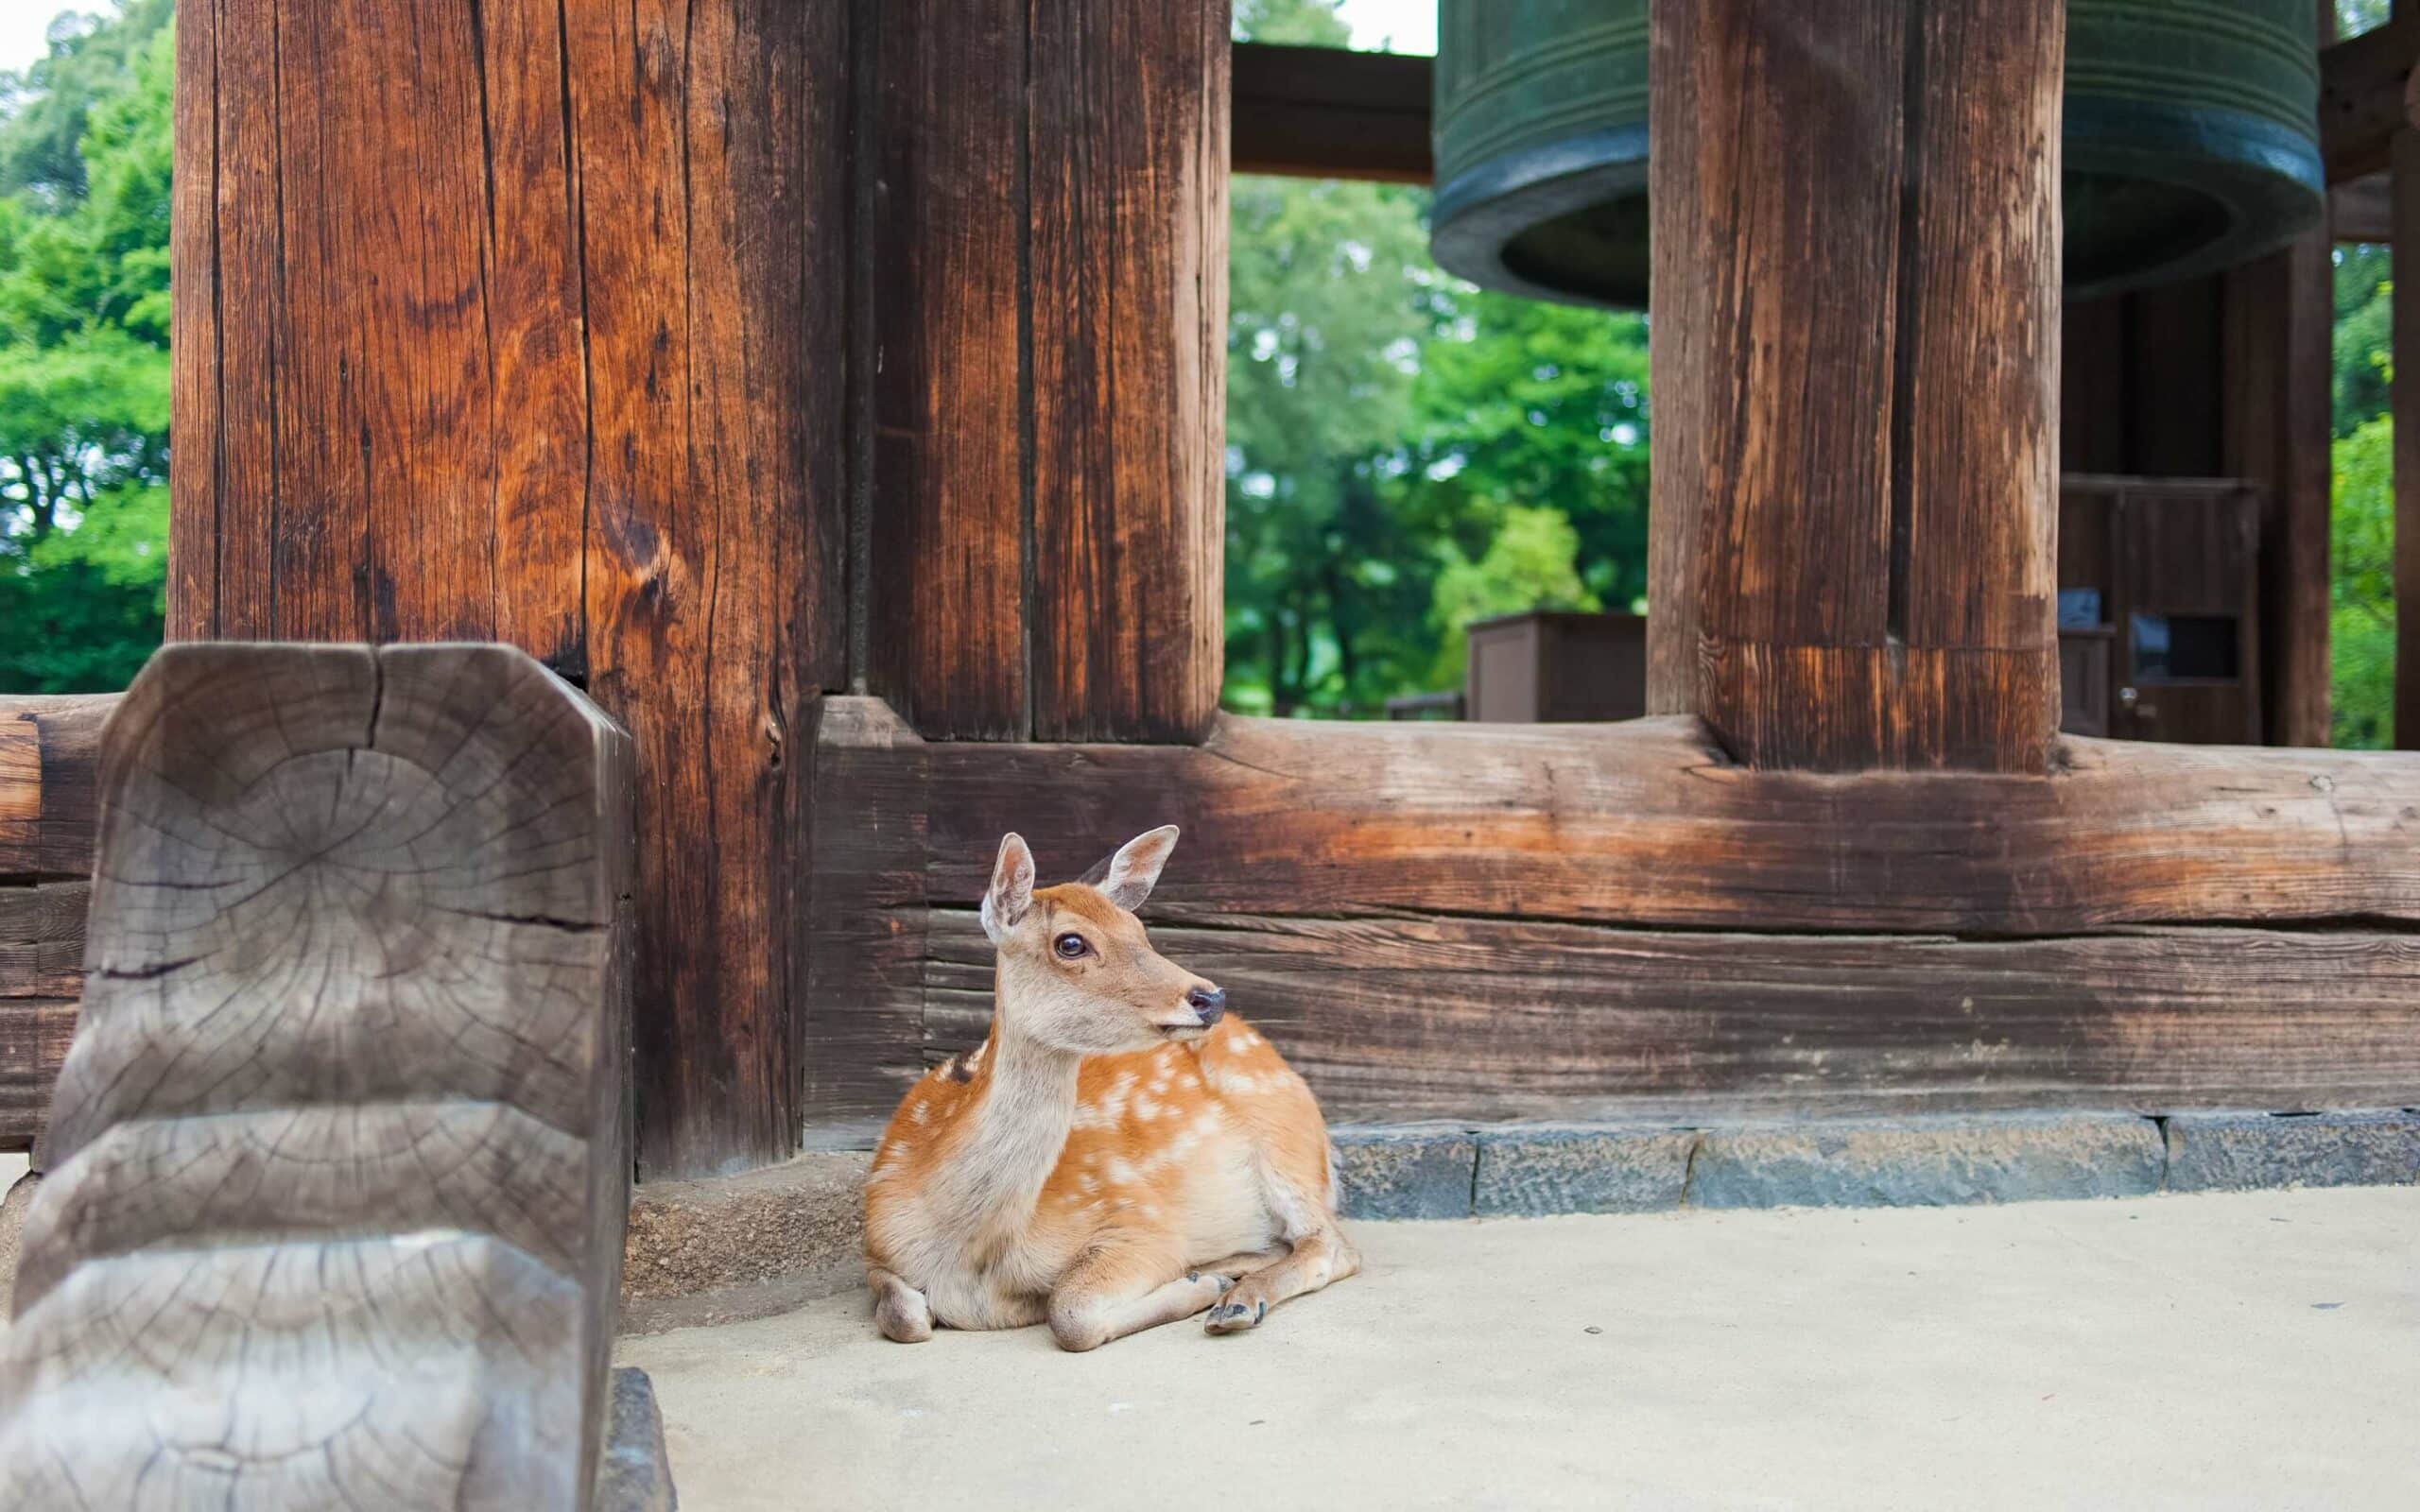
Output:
left=895, top=707, right=2420, bottom=935
left=2320, top=14, right=2420, bottom=183
left=804, top=697, right=2420, bottom=1127
left=1, top=696, right=113, bottom=1153
left=927, top=911, right=2420, bottom=1125
left=1231, top=42, right=1431, bottom=182
left=0, top=882, right=86, bottom=1148
left=0, top=696, right=115, bottom=881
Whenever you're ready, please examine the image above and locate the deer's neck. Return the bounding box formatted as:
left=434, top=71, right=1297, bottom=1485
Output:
left=936, top=992, right=1080, bottom=1243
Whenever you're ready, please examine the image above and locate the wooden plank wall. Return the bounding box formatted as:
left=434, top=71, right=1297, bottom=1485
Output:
left=808, top=700, right=2420, bottom=1131
left=0, top=696, right=112, bottom=1154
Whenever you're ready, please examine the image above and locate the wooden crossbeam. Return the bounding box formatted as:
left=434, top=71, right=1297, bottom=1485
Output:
left=1231, top=42, right=1432, bottom=182
left=0, top=696, right=113, bottom=1153
left=2320, top=13, right=2420, bottom=183
left=805, top=698, right=2420, bottom=1129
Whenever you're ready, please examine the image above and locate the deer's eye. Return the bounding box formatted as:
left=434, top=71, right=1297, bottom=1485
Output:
left=1053, top=933, right=1091, bottom=960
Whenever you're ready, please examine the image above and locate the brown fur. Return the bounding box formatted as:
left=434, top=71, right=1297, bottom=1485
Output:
left=862, top=830, right=1359, bottom=1350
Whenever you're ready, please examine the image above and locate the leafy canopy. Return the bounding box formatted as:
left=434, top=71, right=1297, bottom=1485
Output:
left=0, top=1, right=173, bottom=694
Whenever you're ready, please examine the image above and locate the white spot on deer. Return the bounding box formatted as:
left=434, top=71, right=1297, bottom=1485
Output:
left=1106, top=1157, right=1139, bottom=1186
left=1078, top=1172, right=1100, bottom=1194
left=908, top=1102, right=930, bottom=1125
left=1236, top=1030, right=1264, bottom=1050
left=1133, top=1092, right=1161, bottom=1121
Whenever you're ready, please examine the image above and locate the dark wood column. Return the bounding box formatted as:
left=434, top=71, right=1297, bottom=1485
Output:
left=170, top=0, right=848, bottom=1177
left=866, top=0, right=1229, bottom=744
left=1648, top=0, right=2062, bottom=771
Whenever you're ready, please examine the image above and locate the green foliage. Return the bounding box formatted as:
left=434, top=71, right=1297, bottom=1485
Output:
left=1221, top=0, right=1652, bottom=717
left=0, top=2, right=171, bottom=694
left=2338, top=0, right=2391, bottom=36
left=2331, top=416, right=2395, bottom=748
left=2332, top=244, right=2389, bottom=438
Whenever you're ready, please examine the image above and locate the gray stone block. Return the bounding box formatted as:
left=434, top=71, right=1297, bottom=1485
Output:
left=1333, top=1126, right=1476, bottom=1220
left=2164, top=1109, right=2420, bottom=1194
left=1688, top=1113, right=2163, bottom=1210
left=1473, top=1125, right=1695, bottom=1216
left=596, top=1367, right=677, bottom=1512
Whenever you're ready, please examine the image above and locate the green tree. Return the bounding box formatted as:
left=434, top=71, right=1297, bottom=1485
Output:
left=2332, top=415, right=2394, bottom=747
left=0, top=2, right=171, bottom=694
left=1224, top=0, right=1653, bottom=717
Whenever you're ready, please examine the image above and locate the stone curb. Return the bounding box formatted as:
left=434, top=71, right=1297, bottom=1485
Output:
left=1685, top=1113, right=2165, bottom=1210
left=612, top=1110, right=2420, bottom=1333
left=2164, top=1108, right=2420, bottom=1193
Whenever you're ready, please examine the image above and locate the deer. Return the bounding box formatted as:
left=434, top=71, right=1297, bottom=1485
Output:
left=862, top=825, right=1359, bottom=1351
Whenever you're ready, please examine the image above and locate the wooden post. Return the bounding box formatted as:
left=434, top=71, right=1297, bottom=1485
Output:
left=0, top=645, right=635, bottom=1509
left=2226, top=0, right=2339, bottom=748
left=1648, top=0, right=2062, bottom=771
left=170, top=0, right=847, bottom=1177
left=867, top=0, right=1228, bottom=743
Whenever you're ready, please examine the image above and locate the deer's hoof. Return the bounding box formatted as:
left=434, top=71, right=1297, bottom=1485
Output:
left=1203, top=1294, right=1268, bottom=1335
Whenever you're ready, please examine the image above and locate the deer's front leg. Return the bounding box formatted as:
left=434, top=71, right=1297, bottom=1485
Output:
left=1047, top=1240, right=1233, bottom=1352
left=1205, top=1224, right=1359, bottom=1335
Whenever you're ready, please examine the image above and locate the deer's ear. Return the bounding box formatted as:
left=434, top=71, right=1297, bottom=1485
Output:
left=981, top=833, right=1036, bottom=941
left=1095, top=825, right=1180, bottom=913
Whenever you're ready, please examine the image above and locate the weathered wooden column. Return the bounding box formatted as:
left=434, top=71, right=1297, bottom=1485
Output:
left=864, top=0, right=1229, bottom=743
left=1647, top=0, right=2062, bottom=771
left=171, top=1, right=846, bottom=1177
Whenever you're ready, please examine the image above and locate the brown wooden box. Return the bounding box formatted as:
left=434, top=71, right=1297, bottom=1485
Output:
left=1465, top=611, right=1649, bottom=723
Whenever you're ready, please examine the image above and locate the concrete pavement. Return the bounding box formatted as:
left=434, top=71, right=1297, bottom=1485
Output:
left=620, top=1188, right=2420, bottom=1511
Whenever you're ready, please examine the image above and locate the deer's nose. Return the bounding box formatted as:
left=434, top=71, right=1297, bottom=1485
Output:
left=1186, top=986, right=1226, bottom=1026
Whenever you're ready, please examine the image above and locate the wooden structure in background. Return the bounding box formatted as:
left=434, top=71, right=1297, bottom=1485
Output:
left=1465, top=612, right=1648, bottom=723
left=8, top=0, right=2373, bottom=1177
left=1, top=645, right=633, bottom=1509
left=2059, top=478, right=2267, bottom=744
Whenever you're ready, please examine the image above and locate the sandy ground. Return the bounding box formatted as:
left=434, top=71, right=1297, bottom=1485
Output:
left=620, top=1188, right=2420, bottom=1512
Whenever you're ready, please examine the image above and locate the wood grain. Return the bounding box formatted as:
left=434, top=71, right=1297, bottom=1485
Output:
left=0, top=697, right=112, bottom=1150
left=0, top=643, right=633, bottom=1510
left=919, top=909, right=2420, bottom=1125
left=798, top=695, right=2420, bottom=1124
left=0, top=696, right=114, bottom=880
left=866, top=0, right=1031, bottom=740
left=171, top=0, right=847, bottom=1177
left=1648, top=0, right=2061, bottom=770
left=1028, top=0, right=1228, bottom=742
left=868, top=0, right=1228, bottom=743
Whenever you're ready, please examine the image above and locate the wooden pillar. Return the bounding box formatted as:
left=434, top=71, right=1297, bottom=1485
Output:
left=170, top=0, right=848, bottom=1177
left=865, top=0, right=1228, bottom=744
left=2225, top=0, right=2337, bottom=748
left=1648, top=0, right=2062, bottom=771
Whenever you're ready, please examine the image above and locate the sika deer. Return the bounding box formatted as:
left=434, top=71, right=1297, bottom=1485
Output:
left=862, top=826, right=1358, bottom=1350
